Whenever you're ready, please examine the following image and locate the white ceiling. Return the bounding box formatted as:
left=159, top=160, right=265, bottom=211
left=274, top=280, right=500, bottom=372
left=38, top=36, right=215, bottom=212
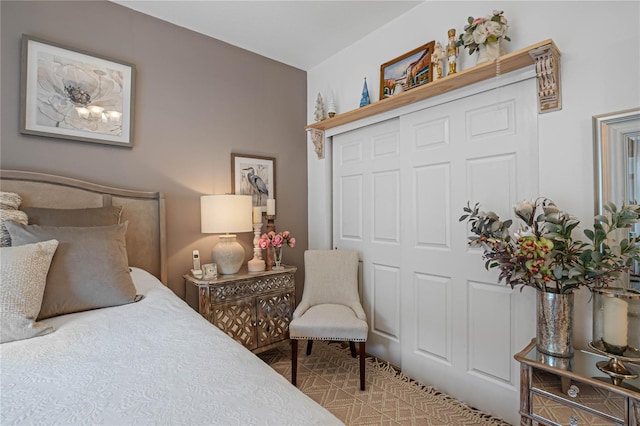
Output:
left=112, top=1, right=424, bottom=70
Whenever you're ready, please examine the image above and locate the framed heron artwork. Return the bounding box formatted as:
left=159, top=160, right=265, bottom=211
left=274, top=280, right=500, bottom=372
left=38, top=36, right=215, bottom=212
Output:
left=231, top=154, right=275, bottom=211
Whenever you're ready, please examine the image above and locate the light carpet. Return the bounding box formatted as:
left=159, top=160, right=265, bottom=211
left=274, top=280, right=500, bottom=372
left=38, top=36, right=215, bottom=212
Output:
left=259, top=341, right=512, bottom=426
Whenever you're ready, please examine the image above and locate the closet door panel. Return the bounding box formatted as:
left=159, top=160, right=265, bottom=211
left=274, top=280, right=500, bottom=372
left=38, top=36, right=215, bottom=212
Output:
left=372, top=170, right=400, bottom=243
left=400, top=79, right=538, bottom=423
left=337, top=174, right=363, bottom=241
left=333, top=118, right=402, bottom=365
left=371, top=263, right=400, bottom=341
left=414, top=272, right=451, bottom=362
left=468, top=281, right=516, bottom=383
left=415, top=163, right=450, bottom=249
left=466, top=154, right=518, bottom=222
left=332, top=78, right=538, bottom=425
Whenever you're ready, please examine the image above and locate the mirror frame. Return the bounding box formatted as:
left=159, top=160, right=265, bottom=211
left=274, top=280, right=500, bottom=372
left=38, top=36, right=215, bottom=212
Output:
left=593, top=108, right=640, bottom=216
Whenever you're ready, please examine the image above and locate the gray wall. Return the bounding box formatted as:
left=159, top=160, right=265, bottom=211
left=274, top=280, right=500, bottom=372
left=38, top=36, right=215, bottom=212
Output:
left=0, top=1, right=309, bottom=298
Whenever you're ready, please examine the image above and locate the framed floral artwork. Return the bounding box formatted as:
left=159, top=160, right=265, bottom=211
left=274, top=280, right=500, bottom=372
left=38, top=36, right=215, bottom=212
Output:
left=231, top=154, right=275, bottom=211
left=379, top=41, right=435, bottom=100
left=19, top=35, right=135, bottom=147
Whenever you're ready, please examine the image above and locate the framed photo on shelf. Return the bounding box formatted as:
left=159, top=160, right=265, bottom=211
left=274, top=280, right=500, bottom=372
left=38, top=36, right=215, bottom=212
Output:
left=20, top=35, right=135, bottom=147
left=231, top=154, right=275, bottom=211
left=379, top=41, right=435, bottom=100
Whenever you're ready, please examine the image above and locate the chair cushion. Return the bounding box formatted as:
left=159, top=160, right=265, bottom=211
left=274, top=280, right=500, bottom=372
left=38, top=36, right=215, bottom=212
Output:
left=289, top=304, right=368, bottom=342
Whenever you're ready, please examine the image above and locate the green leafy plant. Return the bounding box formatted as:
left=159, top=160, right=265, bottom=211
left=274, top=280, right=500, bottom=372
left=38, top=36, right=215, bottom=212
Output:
left=459, top=198, right=640, bottom=294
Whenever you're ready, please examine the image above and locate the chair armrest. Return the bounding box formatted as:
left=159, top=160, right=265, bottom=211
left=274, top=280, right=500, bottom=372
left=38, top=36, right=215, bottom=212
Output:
left=292, top=301, right=310, bottom=319
left=350, top=302, right=367, bottom=321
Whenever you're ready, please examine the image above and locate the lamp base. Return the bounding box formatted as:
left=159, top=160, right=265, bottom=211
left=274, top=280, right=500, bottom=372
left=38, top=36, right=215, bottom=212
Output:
left=212, top=234, right=244, bottom=275
left=248, top=222, right=265, bottom=272
left=248, top=256, right=266, bottom=272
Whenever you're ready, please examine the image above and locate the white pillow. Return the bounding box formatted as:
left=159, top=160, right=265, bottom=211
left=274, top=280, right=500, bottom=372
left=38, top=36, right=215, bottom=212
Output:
left=0, top=239, right=59, bottom=343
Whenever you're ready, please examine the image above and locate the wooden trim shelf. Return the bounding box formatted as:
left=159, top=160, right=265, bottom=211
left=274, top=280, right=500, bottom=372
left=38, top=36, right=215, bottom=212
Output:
left=306, top=39, right=560, bottom=159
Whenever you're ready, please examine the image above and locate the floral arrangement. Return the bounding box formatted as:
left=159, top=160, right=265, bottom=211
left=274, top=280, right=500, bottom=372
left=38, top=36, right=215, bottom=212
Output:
left=456, top=10, right=511, bottom=55
left=459, top=198, right=640, bottom=294
left=259, top=231, right=296, bottom=250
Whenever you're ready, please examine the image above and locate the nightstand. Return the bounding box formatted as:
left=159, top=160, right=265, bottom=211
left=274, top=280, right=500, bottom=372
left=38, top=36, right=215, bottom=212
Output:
left=184, top=265, right=296, bottom=353
left=515, top=338, right=640, bottom=425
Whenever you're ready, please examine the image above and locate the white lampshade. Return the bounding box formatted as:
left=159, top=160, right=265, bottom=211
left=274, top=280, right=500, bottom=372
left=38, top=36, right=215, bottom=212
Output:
left=201, top=195, right=253, bottom=234
left=201, top=195, right=252, bottom=274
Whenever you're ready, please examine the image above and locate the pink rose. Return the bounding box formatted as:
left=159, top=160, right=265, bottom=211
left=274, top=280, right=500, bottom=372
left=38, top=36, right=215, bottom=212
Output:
left=272, top=234, right=284, bottom=247
left=258, top=238, right=270, bottom=249
left=282, top=231, right=291, bottom=239
left=267, top=231, right=276, bottom=239
left=288, top=237, right=296, bottom=248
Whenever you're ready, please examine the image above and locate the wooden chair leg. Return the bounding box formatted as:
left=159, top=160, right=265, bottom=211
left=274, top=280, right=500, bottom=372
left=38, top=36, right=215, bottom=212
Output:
left=291, top=339, right=298, bottom=386
left=306, top=340, right=313, bottom=355
left=359, top=342, right=366, bottom=391
left=349, top=341, right=357, bottom=358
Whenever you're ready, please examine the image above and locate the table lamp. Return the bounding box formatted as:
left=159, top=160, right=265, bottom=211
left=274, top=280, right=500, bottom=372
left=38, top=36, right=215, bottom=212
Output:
left=201, top=194, right=252, bottom=275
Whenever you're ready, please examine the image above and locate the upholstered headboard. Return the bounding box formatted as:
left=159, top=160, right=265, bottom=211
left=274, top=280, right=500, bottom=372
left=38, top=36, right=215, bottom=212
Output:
left=0, top=170, right=167, bottom=284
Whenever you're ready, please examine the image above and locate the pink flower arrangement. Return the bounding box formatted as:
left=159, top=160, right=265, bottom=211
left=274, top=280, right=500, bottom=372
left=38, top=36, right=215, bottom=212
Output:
left=456, top=10, right=511, bottom=55
left=259, top=231, right=296, bottom=249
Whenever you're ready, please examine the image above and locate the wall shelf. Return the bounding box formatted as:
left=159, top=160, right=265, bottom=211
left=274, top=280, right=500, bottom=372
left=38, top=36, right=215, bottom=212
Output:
left=306, top=39, right=560, bottom=159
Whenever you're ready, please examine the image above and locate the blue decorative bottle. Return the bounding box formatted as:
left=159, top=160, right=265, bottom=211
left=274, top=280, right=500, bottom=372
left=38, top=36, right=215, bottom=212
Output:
left=359, top=77, right=370, bottom=107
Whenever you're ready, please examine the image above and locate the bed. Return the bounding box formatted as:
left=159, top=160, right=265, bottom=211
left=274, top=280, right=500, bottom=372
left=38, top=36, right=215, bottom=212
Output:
left=0, top=170, right=342, bottom=425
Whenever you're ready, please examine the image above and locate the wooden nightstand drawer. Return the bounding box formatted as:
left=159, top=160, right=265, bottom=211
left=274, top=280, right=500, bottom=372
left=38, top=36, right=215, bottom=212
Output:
left=531, top=392, right=623, bottom=425
left=207, top=272, right=294, bottom=302
left=532, top=370, right=626, bottom=422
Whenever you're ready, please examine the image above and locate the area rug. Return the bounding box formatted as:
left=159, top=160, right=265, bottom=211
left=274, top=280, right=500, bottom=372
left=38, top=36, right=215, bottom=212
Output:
left=258, top=341, right=512, bottom=425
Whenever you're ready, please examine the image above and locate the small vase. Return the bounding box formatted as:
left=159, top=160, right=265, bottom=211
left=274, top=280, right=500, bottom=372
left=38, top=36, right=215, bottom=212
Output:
left=477, top=40, right=504, bottom=65
left=273, top=246, right=284, bottom=270
left=536, top=291, right=574, bottom=358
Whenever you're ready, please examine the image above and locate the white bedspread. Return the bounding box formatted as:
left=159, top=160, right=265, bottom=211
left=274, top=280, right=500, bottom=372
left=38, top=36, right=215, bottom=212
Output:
left=0, top=268, right=342, bottom=425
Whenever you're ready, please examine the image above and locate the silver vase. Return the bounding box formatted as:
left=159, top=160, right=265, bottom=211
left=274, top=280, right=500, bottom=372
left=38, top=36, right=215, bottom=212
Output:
left=536, top=291, right=574, bottom=358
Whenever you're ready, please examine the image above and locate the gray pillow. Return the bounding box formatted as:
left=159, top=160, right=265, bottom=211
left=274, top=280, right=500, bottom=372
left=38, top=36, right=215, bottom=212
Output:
left=5, top=221, right=137, bottom=320
left=23, top=205, right=122, bottom=227
left=0, top=239, right=59, bottom=343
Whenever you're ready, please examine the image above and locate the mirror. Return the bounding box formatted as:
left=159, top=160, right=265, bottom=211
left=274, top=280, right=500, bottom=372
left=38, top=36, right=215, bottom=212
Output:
left=593, top=108, right=640, bottom=288
left=594, top=108, right=640, bottom=212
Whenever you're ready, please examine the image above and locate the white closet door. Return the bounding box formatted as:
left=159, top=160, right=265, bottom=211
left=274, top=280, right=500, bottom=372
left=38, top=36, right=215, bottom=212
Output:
left=332, top=78, right=539, bottom=423
left=399, top=79, right=538, bottom=423
left=333, top=118, right=402, bottom=366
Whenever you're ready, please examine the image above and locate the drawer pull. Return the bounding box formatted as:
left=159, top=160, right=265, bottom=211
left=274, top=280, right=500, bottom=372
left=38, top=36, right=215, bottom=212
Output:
left=569, top=415, right=578, bottom=425
left=567, top=384, right=580, bottom=398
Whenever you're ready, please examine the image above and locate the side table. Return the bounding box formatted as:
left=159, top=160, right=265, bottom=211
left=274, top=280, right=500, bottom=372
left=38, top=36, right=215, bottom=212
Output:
left=185, top=265, right=296, bottom=353
left=515, top=338, right=640, bottom=425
